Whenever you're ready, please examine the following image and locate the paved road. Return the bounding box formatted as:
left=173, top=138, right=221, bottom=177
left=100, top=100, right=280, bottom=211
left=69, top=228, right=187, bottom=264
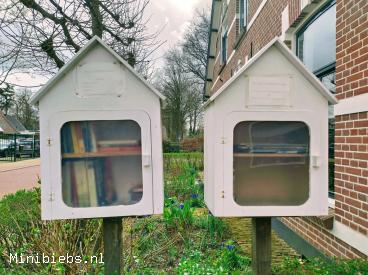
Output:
left=0, top=160, right=40, bottom=199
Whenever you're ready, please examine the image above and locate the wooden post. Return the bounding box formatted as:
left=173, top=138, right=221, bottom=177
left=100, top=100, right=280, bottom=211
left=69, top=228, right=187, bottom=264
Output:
left=252, top=217, right=272, bottom=275
left=103, top=217, right=122, bottom=275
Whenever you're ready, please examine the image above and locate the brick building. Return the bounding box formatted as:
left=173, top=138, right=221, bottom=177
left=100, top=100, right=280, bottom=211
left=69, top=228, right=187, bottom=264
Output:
left=205, top=0, right=367, bottom=258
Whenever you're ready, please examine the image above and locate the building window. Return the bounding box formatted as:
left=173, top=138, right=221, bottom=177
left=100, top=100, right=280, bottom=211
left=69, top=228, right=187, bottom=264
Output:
left=220, top=1, right=229, bottom=66
left=297, top=1, right=336, bottom=74
left=236, top=0, right=248, bottom=37
left=239, top=0, right=247, bottom=29
left=296, top=0, right=336, bottom=198
left=221, top=31, right=228, bottom=65
left=221, top=1, right=227, bottom=22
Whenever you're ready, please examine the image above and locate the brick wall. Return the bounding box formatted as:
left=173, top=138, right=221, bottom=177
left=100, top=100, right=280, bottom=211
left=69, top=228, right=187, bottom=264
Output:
left=211, top=0, right=289, bottom=94
left=333, top=0, right=368, bottom=236
left=209, top=0, right=367, bottom=258
left=335, top=0, right=368, bottom=100
left=281, top=217, right=367, bottom=258
left=248, top=0, right=263, bottom=20
left=335, top=112, right=368, bottom=235
left=288, top=0, right=301, bottom=26
left=284, top=0, right=368, bottom=257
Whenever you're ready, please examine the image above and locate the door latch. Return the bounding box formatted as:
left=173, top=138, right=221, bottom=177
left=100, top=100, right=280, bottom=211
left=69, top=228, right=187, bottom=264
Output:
left=143, top=155, right=151, bottom=167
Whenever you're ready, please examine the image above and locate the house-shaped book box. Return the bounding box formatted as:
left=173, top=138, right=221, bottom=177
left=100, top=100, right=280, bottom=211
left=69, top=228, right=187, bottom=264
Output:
left=204, top=38, right=338, bottom=217
left=31, top=37, right=164, bottom=220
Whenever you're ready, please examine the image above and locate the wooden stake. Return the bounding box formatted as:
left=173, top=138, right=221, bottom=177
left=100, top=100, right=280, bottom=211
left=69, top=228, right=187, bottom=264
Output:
left=103, top=217, right=122, bottom=275
left=252, top=217, right=272, bottom=275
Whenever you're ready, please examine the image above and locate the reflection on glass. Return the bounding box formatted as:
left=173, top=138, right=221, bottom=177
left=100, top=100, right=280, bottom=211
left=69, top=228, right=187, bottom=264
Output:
left=60, top=120, right=143, bottom=208
left=233, top=121, right=310, bottom=206
left=297, top=3, right=336, bottom=72
left=321, top=71, right=336, bottom=94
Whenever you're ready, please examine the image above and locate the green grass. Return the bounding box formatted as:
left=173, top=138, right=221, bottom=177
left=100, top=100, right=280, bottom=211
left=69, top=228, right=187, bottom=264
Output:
left=0, top=152, right=367, bottom=274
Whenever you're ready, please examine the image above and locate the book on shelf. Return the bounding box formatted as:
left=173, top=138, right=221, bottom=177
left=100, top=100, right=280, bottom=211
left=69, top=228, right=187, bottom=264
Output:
left=61, top=121, right=144, bottom=207
left=74, top=161, right=90, bottom=207
left=70, top=123, right=80, bottom=153
left=76, top=123, right=86, bottom=153
left=61, top=124, right=74, bottom=154
left=70, top=162, right=79, bottom=206
left=62, top=161, right=73, bottom=206
left=63, top=158, right=144, bottom=208
left=86, top=160, right=98, bottom=207
left=98, top=145, right=141, bottom=154
left=89, top=123, right=98, bottom=152
left=62, top=158, right=120, bottom=207
left=94, top=159, right=107, bottom=206
left=81, top=122, right=91, bottom=153
left=97, top=139, right=140, bottom=147
left=62, top=122, right=142, bottom=156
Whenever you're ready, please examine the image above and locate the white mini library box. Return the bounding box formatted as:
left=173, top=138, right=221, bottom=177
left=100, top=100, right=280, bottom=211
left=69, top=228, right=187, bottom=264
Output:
left=31, top=37, right=164, bottom=220
left=204, top=38, right=338, bottom=217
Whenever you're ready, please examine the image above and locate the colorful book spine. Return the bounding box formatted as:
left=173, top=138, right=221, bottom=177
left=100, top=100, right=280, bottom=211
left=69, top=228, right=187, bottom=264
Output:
left=62, top=161, right=72, bottom=206
left=70, top=161, right=78, bottom=207
left=86, top=160, right=98, bottom=207
left=61, top=126, right=68, bottom=154
left=81, top=122, right=91, bottom=152
left=75, top=123, right=85, bottom=153
left=74, top=161, right=90, bottom=207
left=70, top=123, right=80, bottom=153
left=61, top=124, right=74, bottom=153
left=89, top=123, right=98, bottom=152
left=98, top=146, right=141, bottom=154
left=94, top=159, right=106, bottom=206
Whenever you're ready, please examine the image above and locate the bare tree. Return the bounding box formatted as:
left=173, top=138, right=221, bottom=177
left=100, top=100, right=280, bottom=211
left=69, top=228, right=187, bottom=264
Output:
left=13, top=89, right=39, bottom=130
left=157, top=48, right=202, bottom=141
left=181, top=9, right=210, bottom=93
left=154, top=10, right=209, bottom=141
left=0, top=0, right=163, bottom=87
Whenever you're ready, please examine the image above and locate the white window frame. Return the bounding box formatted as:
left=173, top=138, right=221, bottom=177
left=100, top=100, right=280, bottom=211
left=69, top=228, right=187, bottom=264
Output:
left=221, top=110, right=328, bottom=217
left=239, top=0, right=248, bottom=28
left=43, top=109, right=154, bottom=220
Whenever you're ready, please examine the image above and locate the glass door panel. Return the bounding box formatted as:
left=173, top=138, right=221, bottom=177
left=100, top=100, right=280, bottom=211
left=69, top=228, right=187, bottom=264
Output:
left=60, top=120, right=143, bottom=208
left=233, top=121, right=310, bottom=206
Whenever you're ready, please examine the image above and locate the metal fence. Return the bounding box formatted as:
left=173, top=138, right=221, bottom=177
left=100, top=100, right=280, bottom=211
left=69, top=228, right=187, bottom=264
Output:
left=0, top=133, right=40, bottom=162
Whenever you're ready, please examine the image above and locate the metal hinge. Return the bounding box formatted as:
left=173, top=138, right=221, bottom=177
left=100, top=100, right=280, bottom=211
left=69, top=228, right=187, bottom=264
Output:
left=49, top=193, right=55, bottom=202
left=221, top=190, right=225, bottom=199
left=47, top=138, right=52, bottom=146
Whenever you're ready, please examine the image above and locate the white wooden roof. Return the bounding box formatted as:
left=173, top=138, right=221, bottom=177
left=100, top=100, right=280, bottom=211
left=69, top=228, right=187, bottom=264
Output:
left=31, top=36, right=165, bottom=105
left=204, top=38, right=338, bottom=108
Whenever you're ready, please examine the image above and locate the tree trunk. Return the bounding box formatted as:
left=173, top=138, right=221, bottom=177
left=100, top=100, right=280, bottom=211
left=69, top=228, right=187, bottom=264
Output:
left=193, top=109, right=197, bottom=135
left=189, top=114, right=193, bottom=135
left=88, top=0, right=103, bottom=37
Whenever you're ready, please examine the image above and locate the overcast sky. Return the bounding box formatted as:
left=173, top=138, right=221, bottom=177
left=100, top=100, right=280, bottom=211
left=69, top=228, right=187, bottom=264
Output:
left=148, top=0, right=211, bottom=66
left=7, top=0, right=211, bottom=89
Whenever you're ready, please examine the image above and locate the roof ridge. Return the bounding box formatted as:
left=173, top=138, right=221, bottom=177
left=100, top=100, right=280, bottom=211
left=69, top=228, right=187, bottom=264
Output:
left=31, top=36, right=165, bottom=105
left=204, top=38, right=338, bottom=108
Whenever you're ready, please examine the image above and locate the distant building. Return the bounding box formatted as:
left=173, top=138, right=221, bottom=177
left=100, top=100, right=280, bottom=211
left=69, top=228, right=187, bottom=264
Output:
left=0, top=111, right=27, bottom=134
